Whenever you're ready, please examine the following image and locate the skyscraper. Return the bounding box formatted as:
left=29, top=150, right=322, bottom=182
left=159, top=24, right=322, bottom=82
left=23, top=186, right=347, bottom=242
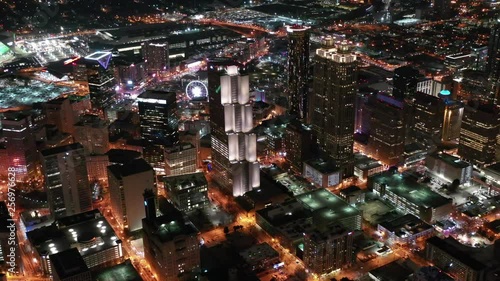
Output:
left=142, top=42, right=169, bottom=76
left=488, top=24, right=500, bottom=105
left=40, top=143, right=92, bottom=219
left=393, top=66, right=420, bottom=101
left=366, top=94, right=407, bottom=166
left=287, top=25, right=310, bottom=120
left=208, top=58, right=260, bottom=196
left=138, top=90, right=179, bottom=175
left=310, top=38, right=358, bottom=177
left=81, top=51, right=115, bottom=112
left=2, top=112, right=38, bottom=180
left=458, top=102, right=499, bottom=166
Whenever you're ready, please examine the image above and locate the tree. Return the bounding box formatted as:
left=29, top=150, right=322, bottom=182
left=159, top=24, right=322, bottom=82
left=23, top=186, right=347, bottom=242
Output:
left=447, top=179, right=460, bottom=192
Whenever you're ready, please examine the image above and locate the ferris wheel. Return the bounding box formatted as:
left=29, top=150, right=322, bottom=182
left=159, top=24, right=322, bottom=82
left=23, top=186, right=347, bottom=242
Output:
left=185, top=80, right=208, bottom=100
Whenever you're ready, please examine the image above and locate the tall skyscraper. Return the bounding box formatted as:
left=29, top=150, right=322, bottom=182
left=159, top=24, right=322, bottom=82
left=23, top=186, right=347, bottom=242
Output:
left=73, top=114, right=110, bottom=155
left=138, top=90, right=179, bottom=175
left=2, top=112, right=38, bottom=180
left=208, top=58, right=260, bottom=196
left=43, top=97, right=75, bottom=135
left=366, top=94, right=407, bottom=166
left=40, top=143, right=92, bottom=219
left=310, top=38, right=358, bottom=177
left=81, top=52, right=115, bottom=112
left=458, top=102, right=499, bottom=166
left=108, top=158, right=155, bottom=232
left=142, top=42, right=169, bottom=76
left=488, top=24, right=500, bottom=105
left=287, top=25, right=310, bottom=120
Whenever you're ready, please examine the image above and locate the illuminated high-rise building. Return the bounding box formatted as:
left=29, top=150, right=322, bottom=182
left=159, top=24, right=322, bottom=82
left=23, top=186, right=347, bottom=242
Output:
left=286, top=25, right=310, bottom=120
left=488, top=24, right=500, bottom=105
left=81, top=52, right=115, bottom=111
left=142, top=42, right=169, bottom=76
left=458, top=102, right=499, bottom=166
left=310, top=38, right=358, bottom=177
left=41, top=143, right=92, bottom=219
left=138, top=90, right=179, bottom=175
left=2, top=112, right=38, bottom=180
left=208, top=58, right=259, bottom=196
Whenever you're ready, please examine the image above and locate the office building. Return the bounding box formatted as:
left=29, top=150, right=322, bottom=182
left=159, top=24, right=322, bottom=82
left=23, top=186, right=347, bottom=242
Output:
left=108, top=158, right=155, bottom=232
left=142, top=42, right=169, bottom=75
left=142, top=194, right=200, bottom=280
left=426, top=236, right=488, bottom=281
left=303, top=224, right=354, bottom=274
left=286, top=25, right=310, bottom=120
left=43, top=97, right=75, bottom=135
left=165, top=143, right=197, bottom=176
left=303, top=158, right=341, bottom=188
left=49, top=248, right=92, bottom=281
left=471, top=44, right=488, bottom=72
left=27, top=210, right=124, bottom=276
left=458, top=102, right=499, bottom=166
left=283, top=120, right=316, bottom=173
left=81, top=51, right=116, bottom=111
left=353, top=153, right=384, bottom=181
left=138, top=90, right=179, bottom=175
left=425, top=152, right=472, bottom=184
left=413, top=92, right=443, bottom=136
left=310, top=38, right=358, bottom=177
left=488, top=24, right=500, bottom=104
left=365, top=93, right=406, bottom=166
left=74, top=114, right=110, bottom=155
left=164, top=172, right=209, bottom=212
left=370, top=171, right=453, bottom=223
left=393, top=66, right=420, bottom=100
left=239, top=243, right=280, bottom=275
left=377, top=214, right=434, bottom=246
left=207, top=58, right=259, bottom=196
left=296, top=188, right=361, bottom=231
left=441, top=98, right=464, bottom=142
left=0, top=202, right=20, bottom=274
left=1, top=112, right=38, bottom=179
left=41, top=143, right=92, bottom=219
left=113, top=55, right=147, bottom=86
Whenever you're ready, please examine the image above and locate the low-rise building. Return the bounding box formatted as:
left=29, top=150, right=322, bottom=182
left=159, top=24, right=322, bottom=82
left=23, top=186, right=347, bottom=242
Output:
left=49, top=248, right=92, bottom=281
left=354, top=153, right=385, bottom=180
left=369, top=172, right=453, bottom=223
left=339, top=185, right=366, bottom=205
left=239, top=243, right=280, bottom=275
left=425, top=152, right=472, bottom=184
left=164, top=172, right=209, bottom=213
left=303, top=158, right=341, bottom=188
left=377, top=214, right=434, bottom=246
left=26, top=210, right=123, bottom=276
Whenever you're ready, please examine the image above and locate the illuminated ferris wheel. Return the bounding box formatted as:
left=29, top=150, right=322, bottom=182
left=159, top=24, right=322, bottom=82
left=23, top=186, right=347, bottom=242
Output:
left=185, top=80, right=208, bottom=100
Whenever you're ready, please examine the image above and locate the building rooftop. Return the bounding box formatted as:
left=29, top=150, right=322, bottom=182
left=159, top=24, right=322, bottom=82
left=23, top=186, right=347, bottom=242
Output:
left=143, top=214, right=198, bottom=243
left=49, top=248, right=89, bottom=279
left=94, top=261, right=142, bottom=281
left=428, top=152, right=471, bottom=169
left=164, top=172, right=207, bottom=191
left=379, top=214, right=433, bottom=238
left=427, top=236, right=488, bottom=271
left=108, top=158, right=153, bottom=179
left=40, top=142, right=84, bottom=157
left=164, top=143, right=195, bottom=153
left=369, top=260, right=413, bottom=281
left=296, top=189, right=359, bottom=222
left=74, top=114, right=109, bottom=128
left=106, top=149, right=141, bottom=164
left=339, top=185, right=363, bottom=196
left=354, top=153, right=383, bottom=171
left=239, top=243, right=279, bottom=266
left=137, top=90, right=176, bottom=103
left=304, top=158, right=339, bottom=174
left=27, top=209, right=120, bottom=259
left=371, top=172, right=452, bottom=209
left=306, top=224, right=350, bottom=243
